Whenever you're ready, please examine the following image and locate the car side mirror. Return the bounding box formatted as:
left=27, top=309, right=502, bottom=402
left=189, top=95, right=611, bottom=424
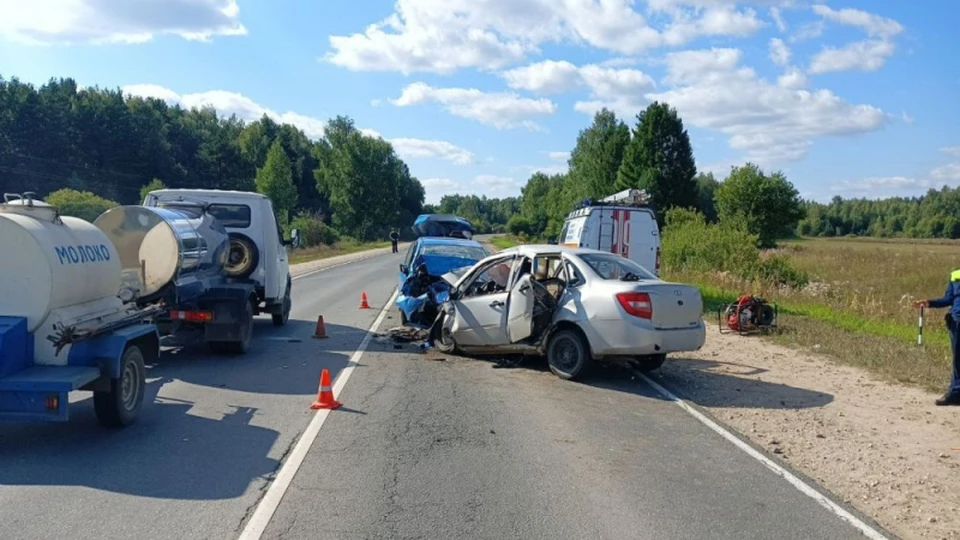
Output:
left=400, top=264, right=408, bottom=273
left=547, top=237, right=557, bottom=245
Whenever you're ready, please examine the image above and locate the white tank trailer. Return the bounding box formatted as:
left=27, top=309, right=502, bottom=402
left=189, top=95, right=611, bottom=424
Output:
left=0, top=193, right=160, bottom=427
left=94, top=203, right=258, bottom=355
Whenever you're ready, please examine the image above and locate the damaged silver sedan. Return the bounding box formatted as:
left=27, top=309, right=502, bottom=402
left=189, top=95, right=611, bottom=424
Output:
left=429, top=245, right=707, bottom=380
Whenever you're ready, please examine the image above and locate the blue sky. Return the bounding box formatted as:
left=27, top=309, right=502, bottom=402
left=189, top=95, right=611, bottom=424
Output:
left=1, top=0, right=957, bottom=204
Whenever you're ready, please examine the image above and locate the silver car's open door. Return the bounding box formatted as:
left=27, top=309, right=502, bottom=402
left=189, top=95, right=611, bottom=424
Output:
left=506, top=273, right=535, bottom=342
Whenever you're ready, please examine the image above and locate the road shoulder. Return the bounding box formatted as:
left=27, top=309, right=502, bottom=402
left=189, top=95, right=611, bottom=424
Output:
left=656, top=330, right=960, bottom=540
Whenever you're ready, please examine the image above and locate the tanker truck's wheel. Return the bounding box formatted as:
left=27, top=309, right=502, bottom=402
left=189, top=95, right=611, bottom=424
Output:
left=224, top=233, right=259, bottom=279
left=272, top=275, right=292, bottom=326
left=94, top=344, right=146, bottom=428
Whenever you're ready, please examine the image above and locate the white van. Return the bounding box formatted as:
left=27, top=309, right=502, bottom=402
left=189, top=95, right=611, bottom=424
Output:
left=557, top=189, right=661, bottom=276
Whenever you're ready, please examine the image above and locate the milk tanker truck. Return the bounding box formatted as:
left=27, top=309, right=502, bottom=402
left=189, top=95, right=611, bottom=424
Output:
left=0, top=193, right=161, bottom=426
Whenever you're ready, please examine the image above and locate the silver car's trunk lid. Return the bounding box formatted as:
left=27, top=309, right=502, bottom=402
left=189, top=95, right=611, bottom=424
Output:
left=640, top=282, right=703, bottom=330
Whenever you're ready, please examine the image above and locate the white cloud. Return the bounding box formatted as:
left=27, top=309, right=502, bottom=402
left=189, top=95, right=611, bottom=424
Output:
left=777, top=66, right=808, bottom=89
left=940, top=146, right=960, bottom=157
left=811, top=5, right=903, bottom=38
left=646, top=47, right=887, bottom=163
left=123, top=84, right=327, bottom=139
left=476, top=174, right=519, bottom=188
left=804, top=5, right=902, bottom=74
left=323, top=0, right=767, bottom=74
left=809, top=39, right=896, bottom=74
left=501, top=60, right=657, bottom=117
left=660, top=5, right=765, bottom=47
left=770, top=7, right=786, bottom=32
left=832, top=176, right=934, bottom=196
left=932, top=163, right=960, bottom=182
left=359, top=128, right=382, bottom=138
left=421, top=178, right=463, bottom=204
left=390, top=138, right=475, bottom=165
left=388, top=82, right=556, bottom=130
left=0, top=0, right=246, bottom=45
left=768, top=37, right=790, bottom=66
left=547, top=151, right=570, bottom=161
left=573, top=64, right=658, bottom=118
left=500, top=60, right=582, bottom=94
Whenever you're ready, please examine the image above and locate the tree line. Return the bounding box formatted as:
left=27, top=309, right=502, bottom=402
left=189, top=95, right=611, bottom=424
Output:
left=0, top=76, right=424, bottom=243
left=798, top=190, right=960, bottom=239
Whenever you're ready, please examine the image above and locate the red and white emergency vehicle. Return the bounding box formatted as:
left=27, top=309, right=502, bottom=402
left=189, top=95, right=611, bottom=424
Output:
left=557, top=189, right=661, bottom=276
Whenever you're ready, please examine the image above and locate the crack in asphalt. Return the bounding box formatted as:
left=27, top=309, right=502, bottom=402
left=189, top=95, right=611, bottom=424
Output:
left=234, top=434, right=301, bottom=534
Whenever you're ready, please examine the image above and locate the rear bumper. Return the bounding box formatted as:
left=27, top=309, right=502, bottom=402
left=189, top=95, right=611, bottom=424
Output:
left=580, top=317, right=706, bottom=358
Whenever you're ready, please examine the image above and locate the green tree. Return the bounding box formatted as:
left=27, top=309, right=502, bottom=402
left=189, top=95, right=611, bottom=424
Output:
left=255, top=140, right=298, bottom=224
left=715, top=163, right=805, bottom=248
left=139, top=178, right=167, bottom=203
left=566, top=108, right=630, bottom=206
left=615, top=101, right=697, bottom=222
left=46, top=188, right=118, bottom=222
left=695, top=172, right=719, bottom=222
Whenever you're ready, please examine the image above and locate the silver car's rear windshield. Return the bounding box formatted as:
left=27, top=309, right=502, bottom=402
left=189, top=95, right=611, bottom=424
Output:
left=578, top=253, right=658, bottom=281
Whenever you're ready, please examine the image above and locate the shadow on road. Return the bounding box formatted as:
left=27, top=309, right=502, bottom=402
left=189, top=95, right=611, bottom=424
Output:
left=652, top=356, right=834, bottom=410
left=155, top=317, right=402, bottom=395
left=0, top=379, right=278, bottom=500
left=0, top=316, right=404, bottom=500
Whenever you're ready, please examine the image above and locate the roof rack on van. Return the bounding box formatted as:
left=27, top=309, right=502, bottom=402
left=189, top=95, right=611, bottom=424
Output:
left=575, top=188, right=652, bottom=209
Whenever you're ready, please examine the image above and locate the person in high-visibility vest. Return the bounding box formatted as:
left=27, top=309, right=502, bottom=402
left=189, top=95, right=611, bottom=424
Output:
left=914, top=268, right=960, bottom=406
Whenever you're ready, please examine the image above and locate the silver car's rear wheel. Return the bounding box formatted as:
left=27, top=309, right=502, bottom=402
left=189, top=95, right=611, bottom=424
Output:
left=546, top=329, right=590, bottom=380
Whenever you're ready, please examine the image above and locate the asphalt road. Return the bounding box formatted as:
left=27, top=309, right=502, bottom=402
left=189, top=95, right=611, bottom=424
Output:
left=0, top=249, right=889, bottom=540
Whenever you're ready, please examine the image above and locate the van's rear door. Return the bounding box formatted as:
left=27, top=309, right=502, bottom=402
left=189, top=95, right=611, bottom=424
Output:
left=627, top=209, right=659, bottom=274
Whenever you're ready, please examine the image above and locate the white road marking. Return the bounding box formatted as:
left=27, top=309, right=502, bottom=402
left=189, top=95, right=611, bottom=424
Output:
left=237, top=288, right=400, bottom=540
left=635, top=372, right=889, bottom=540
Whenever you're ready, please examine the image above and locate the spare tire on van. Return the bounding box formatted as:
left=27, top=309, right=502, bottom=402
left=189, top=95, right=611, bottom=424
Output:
left=224, top=232, right=259, bottom=278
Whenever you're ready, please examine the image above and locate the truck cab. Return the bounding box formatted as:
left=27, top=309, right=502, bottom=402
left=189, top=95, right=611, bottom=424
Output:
left=142, top=189, right=295, bottom=326
left=557, top=189, right=661, bottom=276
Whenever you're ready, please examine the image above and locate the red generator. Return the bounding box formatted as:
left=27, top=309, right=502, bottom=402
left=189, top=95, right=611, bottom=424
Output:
left=718, top=295, right=778, bottom=335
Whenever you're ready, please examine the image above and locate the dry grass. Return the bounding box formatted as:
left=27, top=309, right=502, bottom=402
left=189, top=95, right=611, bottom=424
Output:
left=289, top=240, right=391, bottom=265
left=671, top=237, right=960, bottom=393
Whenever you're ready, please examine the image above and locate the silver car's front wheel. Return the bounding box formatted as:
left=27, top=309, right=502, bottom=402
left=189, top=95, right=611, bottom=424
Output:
left=546, top=329, right=590, bottom=380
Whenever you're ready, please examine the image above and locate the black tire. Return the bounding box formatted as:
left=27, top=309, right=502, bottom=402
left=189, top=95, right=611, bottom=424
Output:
left=633, top=353, right=667, bottom=373
left=210, top=300, right=254, bottom=354
left=546, top=328, right=591, bottom=380
left=432, top=313, right=458, bottom=354
left=94, top=344, right=146, bottom=428
left=224, top=233, right=259, bottom=279
left=272, top=275, right=292, bottom=326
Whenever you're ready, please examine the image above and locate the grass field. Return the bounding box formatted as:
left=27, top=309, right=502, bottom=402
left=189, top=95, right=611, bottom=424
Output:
left=289, top=239, right=391, bottom=265
left=489, top=235, right=521, bottom=250
left=669, top=237, right=960, bottom=393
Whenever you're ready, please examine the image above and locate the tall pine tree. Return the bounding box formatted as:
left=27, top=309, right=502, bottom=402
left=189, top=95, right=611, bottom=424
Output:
left=616, top=102, right=697, bottom=222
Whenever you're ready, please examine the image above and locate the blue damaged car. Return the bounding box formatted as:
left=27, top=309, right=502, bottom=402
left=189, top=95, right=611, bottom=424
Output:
left=397, top=236, right=489, bottom=327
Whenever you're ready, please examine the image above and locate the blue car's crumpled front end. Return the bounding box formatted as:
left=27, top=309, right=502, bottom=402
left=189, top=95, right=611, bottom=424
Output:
left=396, top=254, right=474, bottom=326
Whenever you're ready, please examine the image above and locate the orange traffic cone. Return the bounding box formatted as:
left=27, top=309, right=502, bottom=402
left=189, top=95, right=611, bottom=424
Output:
left=359, top=292, right=371, bottom=309
left=310, top=368, right=341, bottom=410
left=313, top=315, right=328, bottom=339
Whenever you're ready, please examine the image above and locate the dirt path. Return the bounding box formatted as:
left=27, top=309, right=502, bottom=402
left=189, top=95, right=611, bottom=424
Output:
left=657, top=330, right=960, bottom=540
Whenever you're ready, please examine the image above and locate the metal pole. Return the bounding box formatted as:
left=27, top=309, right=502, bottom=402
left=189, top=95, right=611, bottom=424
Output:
left=917, top=305, right=925, bottom=347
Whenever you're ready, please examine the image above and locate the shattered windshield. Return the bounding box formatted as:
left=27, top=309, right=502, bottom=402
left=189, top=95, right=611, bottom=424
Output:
left=578, top=253, right=658, bottom=281
left=421, top=243, right=487, bottom=260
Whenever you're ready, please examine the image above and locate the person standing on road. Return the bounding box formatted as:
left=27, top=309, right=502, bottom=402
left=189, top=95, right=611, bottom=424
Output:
left=390, top=228, right=400, bottom=254
left=914, top=268, right=960, bottom=406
